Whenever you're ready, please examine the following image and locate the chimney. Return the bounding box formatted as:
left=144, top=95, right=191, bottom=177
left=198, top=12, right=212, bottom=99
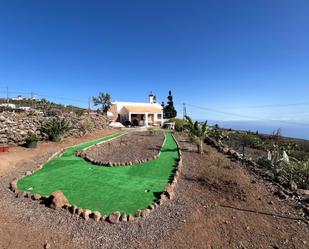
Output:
left=148, top=91, right=156, bottom=104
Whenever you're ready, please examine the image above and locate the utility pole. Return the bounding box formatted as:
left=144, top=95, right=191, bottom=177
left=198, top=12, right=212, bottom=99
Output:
left=88, top=97, right=91, bottom=113
left=183, top=102, right=187, bottom=120
left=31, top=91, right=35, bottom=109
left=6, top=86, right=9, bottom=103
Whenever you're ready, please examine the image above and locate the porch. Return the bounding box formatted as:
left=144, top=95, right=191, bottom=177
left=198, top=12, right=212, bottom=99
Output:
left=128, top=112, right=163, bottom=126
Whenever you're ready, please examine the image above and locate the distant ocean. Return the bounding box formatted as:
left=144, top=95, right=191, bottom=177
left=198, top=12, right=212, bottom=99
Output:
left=208, top=120, right=309, bottom=140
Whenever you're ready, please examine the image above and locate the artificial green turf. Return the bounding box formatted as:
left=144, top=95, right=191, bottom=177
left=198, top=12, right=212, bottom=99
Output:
left=17, top=132, right=179, bottom=215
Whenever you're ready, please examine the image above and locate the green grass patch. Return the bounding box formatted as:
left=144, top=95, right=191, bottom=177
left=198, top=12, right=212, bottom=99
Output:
left=17, top=132, right=179, bottom=215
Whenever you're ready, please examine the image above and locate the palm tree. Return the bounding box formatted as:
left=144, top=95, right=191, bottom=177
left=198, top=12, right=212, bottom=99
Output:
left=184, top=115, right=209, bottom=154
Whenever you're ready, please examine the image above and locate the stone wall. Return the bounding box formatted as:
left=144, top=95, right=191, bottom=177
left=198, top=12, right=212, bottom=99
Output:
left=0, top=111, right=109, bottom=145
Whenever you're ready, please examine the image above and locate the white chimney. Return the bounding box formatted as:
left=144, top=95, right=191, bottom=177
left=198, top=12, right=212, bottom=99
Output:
left=148, top=91, right=156, bottom=104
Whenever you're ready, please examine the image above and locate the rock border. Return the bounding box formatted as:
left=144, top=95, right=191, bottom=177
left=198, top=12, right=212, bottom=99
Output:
left=75, top=132, right=166, bottom=167
left=9, top=133, right=182, bottom=224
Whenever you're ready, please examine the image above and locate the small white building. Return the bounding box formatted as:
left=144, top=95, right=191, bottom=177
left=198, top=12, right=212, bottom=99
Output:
left=13, top=95, right=23, bottom=101
left=18, top=106, right=32, bottom=111
left=0, top=103, right=16, bottom=109
left=108, top=92, right=164, bottom=126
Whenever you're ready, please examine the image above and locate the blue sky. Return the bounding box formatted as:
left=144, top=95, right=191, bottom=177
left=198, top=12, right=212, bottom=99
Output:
left=0, top=0, right=309, bottom=123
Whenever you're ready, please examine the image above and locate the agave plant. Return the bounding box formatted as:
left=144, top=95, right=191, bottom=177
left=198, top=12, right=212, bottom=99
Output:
left=41, top=117, right=73, bottom=142
left=184, top=115, right=209, bottom=154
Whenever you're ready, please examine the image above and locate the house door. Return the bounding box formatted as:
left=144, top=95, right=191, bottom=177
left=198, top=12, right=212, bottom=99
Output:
left=148, top=114, right=154, bottom=125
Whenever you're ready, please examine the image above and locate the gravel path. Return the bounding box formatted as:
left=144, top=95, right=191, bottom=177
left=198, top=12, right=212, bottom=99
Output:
left=79, top=131, right=164, bottom=165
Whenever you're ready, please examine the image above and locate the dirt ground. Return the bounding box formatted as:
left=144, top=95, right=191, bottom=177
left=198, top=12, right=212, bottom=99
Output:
left=0, top=129, right=117, bottom=178
left=161, top=134, right=308, bottom=249
left=79, top=131, right=164, bottom=165
left=0, top=130, right=308, bottom=249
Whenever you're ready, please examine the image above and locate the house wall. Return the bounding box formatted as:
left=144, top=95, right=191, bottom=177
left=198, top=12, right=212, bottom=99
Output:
left=153, top=112, right=163, bottom=126
left=109, top=102, right=164, bottom=126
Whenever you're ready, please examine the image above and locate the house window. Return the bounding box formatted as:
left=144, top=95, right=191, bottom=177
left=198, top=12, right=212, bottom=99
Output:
left=157, top=114, right=162, bottom=119
left=131, top=114, right=137, bottom=118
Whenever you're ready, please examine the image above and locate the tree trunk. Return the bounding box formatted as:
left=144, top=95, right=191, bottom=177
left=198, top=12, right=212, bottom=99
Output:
left=198, top=139, right=204, bottom=154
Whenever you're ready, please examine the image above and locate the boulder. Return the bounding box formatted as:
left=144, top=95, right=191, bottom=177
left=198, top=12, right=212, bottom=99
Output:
left=127, top=214, right=134, bottom=222
left=32, top=193, right=41, bottom=200
left=69, top=205, right=77, bottom=214
left=63, top=204, right=71, bottom=210
left=289, top=180, right=298, bottom=191
left=10, top=179, right=18, bottom=192
left=25, top=171, right=32, bottom=176
left=82, top=209, right=92, bottom=221
left=92, top=211, right=102, bottom=221
left=158, top=194, right=167, bottom=205
left=120, top=213, right=128, bottom=222
left=16, top=191, right=26, bottom=198
left=107, top=211, right=121, bottom=224
left=148, top=204, right=155, bottom=210
left=228, top=149, right=236, bottom=155
left=222, top=147, right=230, bottom=154
left=50, top=190, right=68, bottom=209
left=44, top=242, right=51, bottom=249
left=165, top=185, right=175, bottom=199
left=303, top=207, right=309, bottom=216
left=297, top=189, right=309, bottom=196
left=141, top=209, right=151, bottom=217
left=76, top=208, right=84, bottom=216
left=274, top=190, right=287, bottom=200
left=134, top=209, right=142, bottom=218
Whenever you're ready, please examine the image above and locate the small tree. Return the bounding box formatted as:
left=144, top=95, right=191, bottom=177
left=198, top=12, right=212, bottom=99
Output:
left=92, top=92, right=112, bottom=114
left=163, top=90, right=177, bottom=118
left=184, top=115, right=209, bottom=154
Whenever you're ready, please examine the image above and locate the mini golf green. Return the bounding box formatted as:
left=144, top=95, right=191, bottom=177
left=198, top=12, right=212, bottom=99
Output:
left=17, top=132, right=180, bottom=215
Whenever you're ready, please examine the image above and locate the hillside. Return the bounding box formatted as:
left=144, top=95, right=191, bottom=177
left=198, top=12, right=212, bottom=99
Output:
left=0, top=98, right=85, bottom=114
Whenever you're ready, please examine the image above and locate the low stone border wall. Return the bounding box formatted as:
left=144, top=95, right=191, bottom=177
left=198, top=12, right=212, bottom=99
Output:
left=9, top=133, right=182, bottom=224
left=76, top=134, right=166, bottom=167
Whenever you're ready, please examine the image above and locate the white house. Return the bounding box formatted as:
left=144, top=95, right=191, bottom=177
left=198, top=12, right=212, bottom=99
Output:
left=108, top=92, right=164, bottom=126
left=0, top=103, right=16, bottom=109
left=13, top=95, right=23, bottom=101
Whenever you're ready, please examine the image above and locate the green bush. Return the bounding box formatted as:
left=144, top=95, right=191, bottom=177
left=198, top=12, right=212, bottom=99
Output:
left=79, top=120, right=94, bottom=135
left=26, top=133, right=40, bottom=143
left=74, top=109, right=85, bottom=117
left=41, top=117, right=73, bottom=142
left=228, top=132, right=265, bottom=150
left=148, top=127, right=155, bottom=136
left=208, top=128, right=229, bottom=142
